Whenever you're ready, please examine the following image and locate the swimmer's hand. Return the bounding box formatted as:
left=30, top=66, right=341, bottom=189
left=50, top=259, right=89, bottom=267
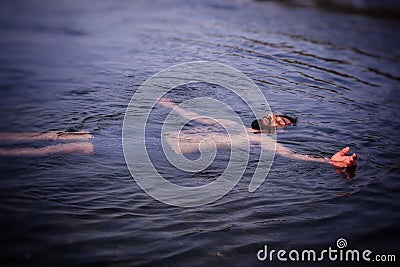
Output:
left=329, top=147, right=357, bottom=168
left=157, top=98, right=176, bottom=109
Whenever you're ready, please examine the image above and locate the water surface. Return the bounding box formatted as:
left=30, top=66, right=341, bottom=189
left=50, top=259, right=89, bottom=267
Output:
left=0, top=0, right=399, bottom=266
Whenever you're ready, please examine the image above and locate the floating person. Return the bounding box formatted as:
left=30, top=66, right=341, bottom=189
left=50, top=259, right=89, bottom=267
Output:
left=0, top=99, right=357, bottom=170
left=157, top=98, right=357, bottom=168
left=0, top=131, right=93, bottom=156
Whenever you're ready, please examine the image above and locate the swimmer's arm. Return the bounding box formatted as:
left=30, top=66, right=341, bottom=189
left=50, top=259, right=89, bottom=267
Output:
left=170, top=105, right=218, bottom=125
left=157, top=98, right=241, bottom=127
left=275, top=143, right=327, bottom=163
left=275, top=143, right=357, bottom=168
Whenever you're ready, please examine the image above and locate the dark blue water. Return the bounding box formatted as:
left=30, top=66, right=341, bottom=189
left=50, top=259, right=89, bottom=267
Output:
left=0, top=0, right=399, bottom=266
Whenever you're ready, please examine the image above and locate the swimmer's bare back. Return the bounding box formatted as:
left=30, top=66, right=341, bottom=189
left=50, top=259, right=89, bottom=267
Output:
left=0, top=131, right=94, bottom=156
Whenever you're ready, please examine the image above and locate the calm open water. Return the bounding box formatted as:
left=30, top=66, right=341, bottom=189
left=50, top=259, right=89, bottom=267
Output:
left=0, top=0, right=399, bottom=266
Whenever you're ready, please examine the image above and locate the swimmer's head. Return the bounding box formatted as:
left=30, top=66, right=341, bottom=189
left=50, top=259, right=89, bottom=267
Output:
left=251, top=114, right=297, bottom=131
left=251, top=119, right=269, bottom=131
